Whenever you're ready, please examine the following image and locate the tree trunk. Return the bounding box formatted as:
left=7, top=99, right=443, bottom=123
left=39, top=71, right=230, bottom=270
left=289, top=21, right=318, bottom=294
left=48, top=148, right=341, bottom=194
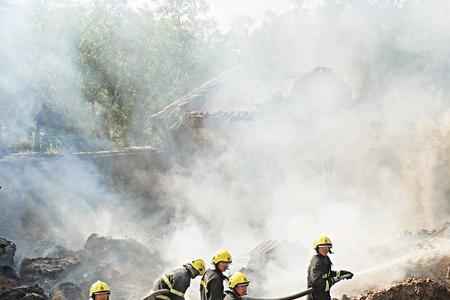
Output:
left=34, top=122, right=41, bottom=152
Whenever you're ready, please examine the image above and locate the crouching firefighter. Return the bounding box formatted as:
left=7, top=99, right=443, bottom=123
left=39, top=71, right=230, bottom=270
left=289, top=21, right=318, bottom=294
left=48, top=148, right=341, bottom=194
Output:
left=224, top=272, right=250, bottom=300
left=307, top=236, right=353, bottom=300
left=89, top=280, right=111, bottom=300
left=151, top=259, right=206, bottom=300
left=200, top=249, right=232, bottom=300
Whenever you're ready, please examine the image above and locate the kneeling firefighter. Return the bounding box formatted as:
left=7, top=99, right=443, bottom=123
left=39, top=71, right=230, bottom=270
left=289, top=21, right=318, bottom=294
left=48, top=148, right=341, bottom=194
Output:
left=200, top=249, right=232, bottom=300
left=224, top=272, right=250, bottom=300
left=307, top=236, right=353, bottom=300
left=151, top=259, right=206, bottom=300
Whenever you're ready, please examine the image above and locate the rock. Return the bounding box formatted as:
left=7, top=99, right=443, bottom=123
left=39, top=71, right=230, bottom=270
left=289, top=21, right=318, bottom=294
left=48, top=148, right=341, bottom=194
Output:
left=83, top=233, right=157, bottom=279
left=0, top=284, right=47, bottom=299
left=84, top=233, right=152, bottom=261
left=0, top=239, right=16, bottom=268
left=3, top=234, right=161, bottom=300
left=0, top=246, right=18, bottom=293
left=19, top=257, right=80, bottom=283
left=43, top=247, right=77, bottom=260
left=81, top=234, right=161, bottom=299
left=0, top=267, right=17, bottom=280
left=0, top=277, right=14, bottom=295
left=49, top=282, right=82, bottom=300
left=357, top=277, right=450, bottom=300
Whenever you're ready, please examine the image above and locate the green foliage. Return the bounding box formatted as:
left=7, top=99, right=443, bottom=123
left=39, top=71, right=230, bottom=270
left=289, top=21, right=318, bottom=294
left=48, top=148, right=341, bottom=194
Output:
left=0, top=0, right=232, bottom=153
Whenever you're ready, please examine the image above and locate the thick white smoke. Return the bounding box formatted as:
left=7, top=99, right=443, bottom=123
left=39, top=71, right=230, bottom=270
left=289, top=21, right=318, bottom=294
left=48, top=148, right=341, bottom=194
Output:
left=156, top=0, right=450, bottom=297
left=0, top=1, right=98, bottom=150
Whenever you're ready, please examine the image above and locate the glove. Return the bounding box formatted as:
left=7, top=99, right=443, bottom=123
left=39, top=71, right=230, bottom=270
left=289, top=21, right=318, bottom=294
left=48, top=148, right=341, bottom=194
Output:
left=340, top=270, right=354, bottom=279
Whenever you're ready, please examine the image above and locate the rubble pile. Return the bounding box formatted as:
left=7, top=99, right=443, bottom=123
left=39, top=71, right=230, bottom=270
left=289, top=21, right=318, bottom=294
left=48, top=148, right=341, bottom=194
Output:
left=0, top=285, right=47, bottom=300
left=49, top=282, right=82, bottom=300
left=0, top=234, right=162, bottom=300
left=20, top=257, right=81, bottom=283
left=356, top=278, right=450, bottom=300
left=1, top=225, right=449, bottom=299
left=0, top=239, right=16, bottom=268
left=399, top=223, right=450, bottom=288
left=406, top=255, right=450, bottom=288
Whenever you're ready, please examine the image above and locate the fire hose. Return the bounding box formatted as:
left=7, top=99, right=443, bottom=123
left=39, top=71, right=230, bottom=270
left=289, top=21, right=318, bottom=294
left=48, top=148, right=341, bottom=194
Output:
left=242, top=274, right=353, bottom=300
left=141, top=289, right=170, bottom=300
left=141, top=274, right=352, bottom=300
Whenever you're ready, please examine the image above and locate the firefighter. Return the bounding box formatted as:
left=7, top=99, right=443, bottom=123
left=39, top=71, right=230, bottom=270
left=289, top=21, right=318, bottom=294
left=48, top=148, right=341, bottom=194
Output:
left=200, top=249, right=232, bottom=300
left=307, top=236, right=353, bottom=300
left=88, top=280, right=110, bottom=300
left=151, top=259, right=206, bottom=300
left=223, top=272, right=250, bottom=300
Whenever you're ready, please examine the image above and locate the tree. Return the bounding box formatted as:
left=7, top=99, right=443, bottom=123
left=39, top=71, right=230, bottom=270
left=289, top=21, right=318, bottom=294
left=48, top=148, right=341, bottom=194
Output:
left=1, top=0, right=231, bottom=153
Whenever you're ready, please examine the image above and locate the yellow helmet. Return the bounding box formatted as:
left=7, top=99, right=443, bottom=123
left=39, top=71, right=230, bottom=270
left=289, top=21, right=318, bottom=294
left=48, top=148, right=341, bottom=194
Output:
left=313, top=235, right=333, bottom=250
left=229, top=272, right=250, bottom=289
left=89, top=280, right=110, bottom=297
left=212, top=249, right=232, bottom=264
left=190, top=259, right=206, bottom=275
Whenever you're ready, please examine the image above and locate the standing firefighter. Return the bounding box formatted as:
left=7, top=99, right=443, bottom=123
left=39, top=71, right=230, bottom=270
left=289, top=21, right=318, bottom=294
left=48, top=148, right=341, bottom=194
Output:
left=151, top=259, right=206, bottom=300
left=307, top=236, right=353, bottom=300
left=224, top=272, right=250, bottom=300
left=88, top=280, right=110, bottom=300
left=200, top=249, right=232, bottom=300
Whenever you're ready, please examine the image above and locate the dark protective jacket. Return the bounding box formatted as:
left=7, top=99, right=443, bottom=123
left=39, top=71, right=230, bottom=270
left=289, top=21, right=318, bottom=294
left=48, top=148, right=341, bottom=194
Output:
left=152, top=264, right=198, bottom=300
left=223, top=290, right=240, bottom=300
left=306, top=254, right=341, bottom=300
left=200, top=268, right=228, bottom=300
